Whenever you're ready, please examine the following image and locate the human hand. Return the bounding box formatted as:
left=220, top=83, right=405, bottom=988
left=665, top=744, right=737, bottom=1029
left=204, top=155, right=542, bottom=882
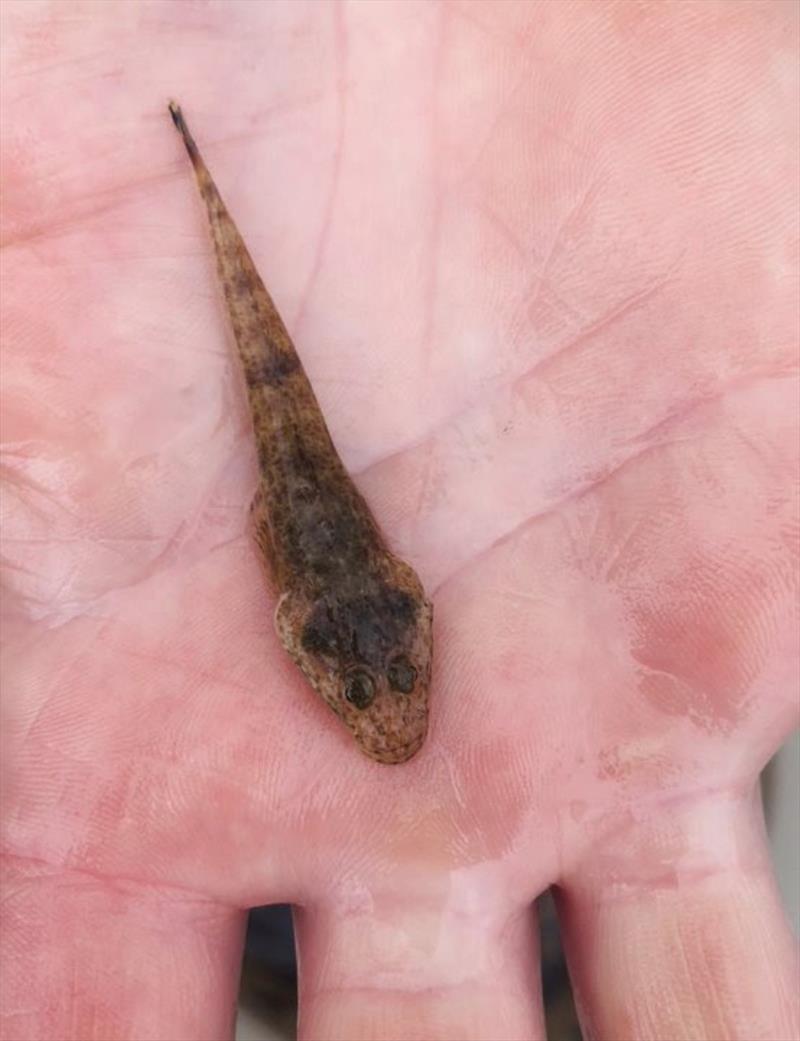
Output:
left=2, top=3, right=798, bottom=1040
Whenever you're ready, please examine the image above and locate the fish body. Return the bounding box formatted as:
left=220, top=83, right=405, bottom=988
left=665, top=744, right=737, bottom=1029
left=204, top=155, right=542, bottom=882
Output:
left=169, top=102, right=432, bottom=764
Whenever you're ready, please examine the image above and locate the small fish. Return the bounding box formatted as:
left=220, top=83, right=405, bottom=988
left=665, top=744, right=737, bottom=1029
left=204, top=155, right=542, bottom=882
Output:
left=168, top=102, right=432, bottom=764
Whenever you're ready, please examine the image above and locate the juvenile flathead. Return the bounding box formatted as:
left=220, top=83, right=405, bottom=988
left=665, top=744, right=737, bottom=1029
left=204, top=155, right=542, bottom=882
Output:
left=168, top=102, right=432, bottom=764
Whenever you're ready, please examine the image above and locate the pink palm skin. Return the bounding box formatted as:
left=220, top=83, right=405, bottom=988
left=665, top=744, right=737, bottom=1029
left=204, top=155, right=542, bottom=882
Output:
left=1, top=2, right=798, bottom=1040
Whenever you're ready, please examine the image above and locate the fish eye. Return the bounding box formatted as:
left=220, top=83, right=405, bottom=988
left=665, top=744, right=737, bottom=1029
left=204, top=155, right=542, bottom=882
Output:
left=387, top=656, right=417, bottom=694
left=344, top=669, right=376, bottom=709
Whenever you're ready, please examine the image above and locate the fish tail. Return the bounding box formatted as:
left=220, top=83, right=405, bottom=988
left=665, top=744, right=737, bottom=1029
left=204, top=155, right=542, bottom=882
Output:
left=168, top=101, right=302, bottom=396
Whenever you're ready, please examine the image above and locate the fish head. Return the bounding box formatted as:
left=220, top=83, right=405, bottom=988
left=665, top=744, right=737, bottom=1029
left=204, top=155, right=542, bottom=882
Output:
left=276, top=570, right=433, bottom=765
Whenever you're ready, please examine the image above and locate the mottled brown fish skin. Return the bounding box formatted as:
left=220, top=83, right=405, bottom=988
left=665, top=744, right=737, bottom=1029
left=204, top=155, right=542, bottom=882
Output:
left=168, top=102, right=432, bottom=765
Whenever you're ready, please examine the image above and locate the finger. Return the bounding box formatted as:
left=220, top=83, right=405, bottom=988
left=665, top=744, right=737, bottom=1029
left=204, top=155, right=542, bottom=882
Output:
left=557, top=788, right=800, bottom=1041
left=293, top=895, right=545, bottom=1041
left=0, top=855, right=245, bottom=1041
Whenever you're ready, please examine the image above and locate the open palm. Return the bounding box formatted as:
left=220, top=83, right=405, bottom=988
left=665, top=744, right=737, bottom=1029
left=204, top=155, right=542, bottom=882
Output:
left=2, top=3, right=798, bottom=1040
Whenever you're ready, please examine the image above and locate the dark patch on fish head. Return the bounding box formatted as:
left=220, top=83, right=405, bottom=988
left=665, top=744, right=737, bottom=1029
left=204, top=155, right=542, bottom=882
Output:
left=291, top=581, right=433, bottom=764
